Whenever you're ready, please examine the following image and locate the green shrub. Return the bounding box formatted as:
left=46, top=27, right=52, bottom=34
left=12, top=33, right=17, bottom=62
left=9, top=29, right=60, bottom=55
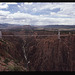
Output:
left=8, top=65, right=14, bottom=71
left=8, top=65, right=22, bottom=71
left=14, top=60, right=19, bottom=64
left=13, top=66, right=22, bottom=71
left=0, top=57, right=1, bottom=60
left=4, top=58, right=10, bottom=64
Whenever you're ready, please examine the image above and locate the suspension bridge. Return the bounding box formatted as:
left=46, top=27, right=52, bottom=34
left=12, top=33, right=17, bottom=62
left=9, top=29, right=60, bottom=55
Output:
left=0, top=30, right=71, bottom=39
left=0, top=29, right=74, bottom=71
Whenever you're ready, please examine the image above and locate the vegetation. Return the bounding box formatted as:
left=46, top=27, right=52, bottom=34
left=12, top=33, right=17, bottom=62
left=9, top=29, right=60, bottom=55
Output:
left=14, top=60, right=19, bottom=64
left=0, top=25, right=75, bottom=71
left=4, top=58, right=10, bottom=64
left=8, top=65, right=22, bottom=71
left=0, top=39, right=6, bottom=44
left=0, top=56, right=1, bottom=60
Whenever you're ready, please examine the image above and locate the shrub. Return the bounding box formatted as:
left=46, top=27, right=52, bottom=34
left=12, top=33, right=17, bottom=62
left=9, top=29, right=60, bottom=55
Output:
left=8, top=65, right=22, bottom=71
left=0, top=57, right=1, bottom=60
left=8, top=65, right=14, bottom=71
left=4, top=58, right=10, bottom=64
left=13, top=66, right=22, bottom=71
left=14, top=60, right=19, bottom=64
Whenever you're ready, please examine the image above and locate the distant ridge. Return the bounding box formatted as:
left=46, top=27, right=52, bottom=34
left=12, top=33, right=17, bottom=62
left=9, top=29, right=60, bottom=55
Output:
left=0, top=23, right=75, bottom=29
left=43, top=25, right=75, bottom=29
left=0, top=23, right=22, bottom=28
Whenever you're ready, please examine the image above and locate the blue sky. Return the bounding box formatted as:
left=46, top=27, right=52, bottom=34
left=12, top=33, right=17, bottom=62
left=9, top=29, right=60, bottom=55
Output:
left=0, top=2, right=75, bottom=25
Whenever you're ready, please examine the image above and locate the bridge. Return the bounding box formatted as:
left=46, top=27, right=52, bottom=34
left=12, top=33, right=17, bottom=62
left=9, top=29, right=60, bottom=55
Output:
left=0, top=31, right=2, bottom=38
left=0, top=30, right=74, bottom=71
left=0, top=30, right=73, bottom=40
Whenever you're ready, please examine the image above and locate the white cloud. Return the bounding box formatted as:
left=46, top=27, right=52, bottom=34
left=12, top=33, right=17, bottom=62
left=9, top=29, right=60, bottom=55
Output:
left=0, top=3, right=8, bottom=9
left=0, top=10, right=10, bottom=15
left=0, top=2, right=75, bottom=25
left=32, top=8, right=37, bottom=12
left=6, top=2, right=18, bottom=5
left=24, top=2, right=33, bottom=5
left=0, top=11, right=75, bottom=25
left=8, top=12, right=32, bottom=19
left=17, top=5, right=21, bottom=8
left=17, top=2, right=75, bottom=17
left=2, top=11, right=74, bottom=25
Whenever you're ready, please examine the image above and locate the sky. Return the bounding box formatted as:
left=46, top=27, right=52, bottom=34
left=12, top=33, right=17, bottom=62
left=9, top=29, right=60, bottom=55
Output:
left=0, top=2, right=75, bottom=25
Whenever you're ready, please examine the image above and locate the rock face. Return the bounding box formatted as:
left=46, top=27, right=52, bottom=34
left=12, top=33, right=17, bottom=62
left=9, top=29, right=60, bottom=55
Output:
left=0, top=34, right=75, bottom=71
left=0, top=37, right=26, bottom=71
left=25, top=35, right=75, bottom=71
left=0, top=25, right=75, bottom=71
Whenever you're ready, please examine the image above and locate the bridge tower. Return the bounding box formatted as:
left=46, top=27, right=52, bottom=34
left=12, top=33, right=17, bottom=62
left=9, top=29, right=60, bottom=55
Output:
left=0, top=31, right=2, bottom=38
left=58, top=30, right=60, bottom=40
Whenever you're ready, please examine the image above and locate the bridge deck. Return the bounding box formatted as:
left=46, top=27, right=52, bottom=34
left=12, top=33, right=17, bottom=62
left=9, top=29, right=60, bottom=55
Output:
left=2, top=34, right=73, bottom=36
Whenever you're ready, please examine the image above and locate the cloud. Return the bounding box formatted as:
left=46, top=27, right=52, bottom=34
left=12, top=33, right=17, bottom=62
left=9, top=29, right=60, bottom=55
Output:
left=0, top=2, right=75, bottom=25
left=6, top=2, right=18, bottom=5
left=24, top=2, right=33, bottom=5
left=0, top=11, right=75, bottom=25
left=0, top=3, right=8, bottom=9
left=17, top=5, right=21, bottom=8
left=1, top=11, right=74, bottom=25
left=32, top=8, right=37, bottom=12
left=17, top=3, right=75, bottom=17
left=0, top=10, right=10, bottom=15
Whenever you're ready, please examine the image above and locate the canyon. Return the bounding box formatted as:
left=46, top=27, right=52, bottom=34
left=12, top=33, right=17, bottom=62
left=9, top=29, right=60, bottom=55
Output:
left=0, top=25, right=75, bottom=71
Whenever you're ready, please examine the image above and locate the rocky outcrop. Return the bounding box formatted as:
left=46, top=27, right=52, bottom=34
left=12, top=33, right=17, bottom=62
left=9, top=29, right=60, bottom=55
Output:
left=0, top=37, right=26, bottom=71
left=25, top=35, right=75, bottom=71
